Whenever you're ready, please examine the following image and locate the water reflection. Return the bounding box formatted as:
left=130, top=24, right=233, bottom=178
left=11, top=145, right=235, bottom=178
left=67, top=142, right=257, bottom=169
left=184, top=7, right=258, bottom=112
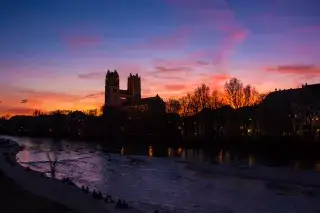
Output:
left=148, top=146, right=153, bottom=157
left=225, top=151, right=231, bottom=163
left=5, top=135, right=320, bottom=213
left=248, top=155, right=255, bottom=167
left=177, top=148, right=182, bottom=155
left=218, top=150, right=223, bottom=164
left=121, top=146, right=124, bottom=155
left=314, top=162, right=320, bottom=172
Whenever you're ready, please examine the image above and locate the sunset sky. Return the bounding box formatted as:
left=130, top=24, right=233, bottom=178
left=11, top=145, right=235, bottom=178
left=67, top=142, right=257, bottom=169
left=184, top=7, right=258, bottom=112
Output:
left=0, top=0, right=319, bottom=115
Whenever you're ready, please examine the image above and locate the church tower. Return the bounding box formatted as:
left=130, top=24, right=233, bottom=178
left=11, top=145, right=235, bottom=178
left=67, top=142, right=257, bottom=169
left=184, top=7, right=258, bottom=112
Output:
left=127, top=73, right=141, bottom=100
left=105, top=69, right=121, bottom=107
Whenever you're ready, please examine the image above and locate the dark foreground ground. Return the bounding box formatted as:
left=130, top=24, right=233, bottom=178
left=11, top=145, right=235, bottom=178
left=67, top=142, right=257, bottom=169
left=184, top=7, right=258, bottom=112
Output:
left=0, top=170, right=75, bottom=213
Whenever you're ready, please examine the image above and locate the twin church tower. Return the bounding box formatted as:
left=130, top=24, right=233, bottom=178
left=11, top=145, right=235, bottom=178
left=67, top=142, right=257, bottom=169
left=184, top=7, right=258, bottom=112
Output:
left=104, top=70, right=142, bottom=107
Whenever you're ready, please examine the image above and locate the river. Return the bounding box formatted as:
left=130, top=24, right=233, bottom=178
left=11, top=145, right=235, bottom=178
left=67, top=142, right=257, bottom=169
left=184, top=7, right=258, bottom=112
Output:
left=3, top=135, right=320, bottom=213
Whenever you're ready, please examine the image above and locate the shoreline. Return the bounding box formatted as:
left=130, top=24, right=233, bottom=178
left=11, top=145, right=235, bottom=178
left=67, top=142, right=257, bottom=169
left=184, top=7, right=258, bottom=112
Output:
left=186, top=162, right=320, bottom=188
left=0, top=138, right=146, bottom=213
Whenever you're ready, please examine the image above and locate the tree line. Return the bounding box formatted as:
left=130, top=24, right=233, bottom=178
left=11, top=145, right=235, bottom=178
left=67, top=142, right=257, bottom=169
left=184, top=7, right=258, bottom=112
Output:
left=0, top=77, right=268, bottom=120
left=166, top=77, right=268, bottom=116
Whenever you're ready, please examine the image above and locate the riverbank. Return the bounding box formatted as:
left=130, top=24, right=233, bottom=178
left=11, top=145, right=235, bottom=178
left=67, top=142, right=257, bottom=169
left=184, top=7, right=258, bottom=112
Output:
left=0, top=169, right=74, bottom=213
left=0, top=138, right=147, bottom=213
left=186, top=161, right=320, bottom=187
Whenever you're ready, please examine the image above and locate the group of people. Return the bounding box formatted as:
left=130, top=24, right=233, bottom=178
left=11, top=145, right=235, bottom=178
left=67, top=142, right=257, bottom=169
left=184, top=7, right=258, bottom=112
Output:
left=115, top=199, right=130, bottom=209
left=61, top=177, right=77, bottom=187
left=3, top=151, right=16, bottom=166
left=0, top=138, right=161, bottom=213
left=81, top=186, right=120, bottom=205
left=91, top=189, right=104, bottom=199
left=80, top=185, right=134, bottom=209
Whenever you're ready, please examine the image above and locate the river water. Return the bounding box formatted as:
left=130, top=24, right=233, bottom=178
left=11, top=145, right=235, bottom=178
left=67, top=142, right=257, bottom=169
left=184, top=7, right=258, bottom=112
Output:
left=3, top=135, right=320, bottom=213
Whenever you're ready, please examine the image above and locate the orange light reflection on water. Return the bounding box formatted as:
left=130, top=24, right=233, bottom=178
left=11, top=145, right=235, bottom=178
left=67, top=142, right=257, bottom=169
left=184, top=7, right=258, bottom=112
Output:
left=121, top=146, right=124, bottom=155
left=218, top=150, right=223, bottom=164
left=168, top=148, right=172, bottom=157
left=314, top=162, right=320, bottom=172
left=148, top=146, right=153, bottom=157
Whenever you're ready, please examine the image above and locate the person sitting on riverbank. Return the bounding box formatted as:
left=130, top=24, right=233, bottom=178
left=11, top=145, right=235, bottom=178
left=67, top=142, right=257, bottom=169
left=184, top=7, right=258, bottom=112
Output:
left=97, top=191, right=103, bottom=199
left=92, top=189, right=97, bottom=198
left=122, top=200, right=129, bottom=208
left=62, top=177, right=76, bottom=187
left=81, top=185, right=90, bottom=194
left=104, top=195, right=114, bottom=203
left=115, top=199, right=129, bottom=209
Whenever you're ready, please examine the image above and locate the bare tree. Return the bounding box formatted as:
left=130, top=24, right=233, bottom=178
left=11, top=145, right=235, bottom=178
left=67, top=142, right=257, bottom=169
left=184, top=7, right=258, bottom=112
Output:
left=85, top=109, right=98, bottom=116
left=45, top=150, right=59, bottom=178
left=243, top=85, right=252, bottom=106
left=188, top=93, right=199, bottom=115
left=193, top=84, right=211, bottom=111
left=257, top=93, right=268, bottom=104
left=178, top=94, right=194, bottom=116
left=224, top=78, right=244, bottom=109
left=243, top=85, right=261, bottom=106
left=1, top=114, right=11, bottom=120
left=210, top=90, right=223, bottom=109
left=166, top=98, right=181, bottom=114
left=33, top=109, right=43, bottom=116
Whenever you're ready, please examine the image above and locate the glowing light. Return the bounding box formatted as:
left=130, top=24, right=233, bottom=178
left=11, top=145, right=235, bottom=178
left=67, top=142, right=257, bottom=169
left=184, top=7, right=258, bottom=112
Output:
left=168, top=148, right=172, bottom=157
left=314, top=162, right=320, bottom=172
left=177, top=148, right=182, bottom=155
left=225, top=151, right=230, bottom=163
left=248, top=155, right=255, bottom=167
left=121, top=146, right=124, bottom=155
left=148, top=146, right=153, bottom=157
left=218, top=150, right=223, bottom=164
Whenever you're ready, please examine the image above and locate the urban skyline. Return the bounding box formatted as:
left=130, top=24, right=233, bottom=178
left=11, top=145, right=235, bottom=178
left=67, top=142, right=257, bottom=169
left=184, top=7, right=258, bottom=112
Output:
left=1, top=0, right=319, bottom=115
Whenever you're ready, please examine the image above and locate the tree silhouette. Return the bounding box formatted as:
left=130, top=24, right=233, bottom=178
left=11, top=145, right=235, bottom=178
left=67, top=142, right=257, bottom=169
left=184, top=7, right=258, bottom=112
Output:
left=166, top=99, right=181, bottom=114
left=1, top=114, right=11, bottom=120
left=33, top=109, right=43, bottom=116
left=210, top=90, right=223, bottom=109
left=45, top=150, right=58, bottom=178
left=85, top=109, right=98, bottom=117
left=193, top=84, right=211, bottom=110
left=224, top=78, right=244, bottom=109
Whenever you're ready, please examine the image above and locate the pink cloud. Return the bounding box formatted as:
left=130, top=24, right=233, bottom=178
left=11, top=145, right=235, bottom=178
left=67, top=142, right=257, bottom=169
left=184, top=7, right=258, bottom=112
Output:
left=153, top=55, right=209, bottom=72
left=130, top=27, right=190, bottom=51
left=82, top=91, right=104, bottom=99
left=0, top=84, right=106, bottom=115
left=61, top=34, right=103, bottom=50
left=155, top=66, right=192, bottom=73
left=78, top=72, right=103, bottom=79
left=0, top=106, right=36, bottom=116
left=266, top=65, right=320, bottom=76
left=165, top=0, right=249, bottom=72
left=164, top=84, right=186, bottom=91
left=212, top=73, right=231, bottom=82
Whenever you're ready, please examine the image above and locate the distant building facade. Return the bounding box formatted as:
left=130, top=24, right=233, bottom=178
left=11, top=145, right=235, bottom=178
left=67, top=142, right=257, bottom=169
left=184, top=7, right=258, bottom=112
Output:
left=259, top=83, right=320, bottom=137
left=104, top=70, right=165, bottom=115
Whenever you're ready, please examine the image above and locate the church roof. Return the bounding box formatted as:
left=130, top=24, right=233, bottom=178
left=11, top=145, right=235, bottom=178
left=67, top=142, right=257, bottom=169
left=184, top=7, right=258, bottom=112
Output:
left=122, top=95, right=164, bottom=106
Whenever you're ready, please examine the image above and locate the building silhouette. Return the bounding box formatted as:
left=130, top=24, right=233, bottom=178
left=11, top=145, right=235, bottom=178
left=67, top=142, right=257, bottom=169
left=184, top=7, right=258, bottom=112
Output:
left=104, top=70, right=165, bottom=115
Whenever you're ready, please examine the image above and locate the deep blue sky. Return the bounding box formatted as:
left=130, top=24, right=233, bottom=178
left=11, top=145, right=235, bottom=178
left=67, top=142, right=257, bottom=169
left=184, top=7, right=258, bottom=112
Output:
left=0, top=0, right=319, bottom=114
